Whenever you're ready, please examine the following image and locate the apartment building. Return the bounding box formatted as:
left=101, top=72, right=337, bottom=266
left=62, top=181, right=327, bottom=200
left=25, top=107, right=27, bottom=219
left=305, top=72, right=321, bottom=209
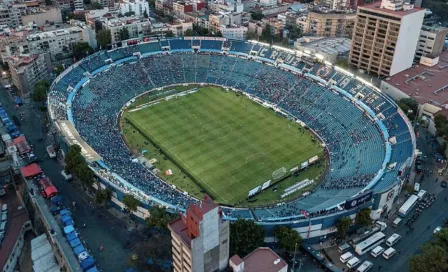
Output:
left=168, top=195, right=229, bottom=272
left=8, top=53, right=52, bottom=97
left=120, top=0, right=150, bottom=17
left=304, top=10, right=356, bottom=38
left=349, top=0, right=425, bottom=77
left=209, top=12, right=242, bottom=32
left=0, top=4, right=22, bottom=28
left=101, top=16, right=151, bottom=43
left=73, top=0, right=84, bottom=11
left=184, top=12, right=209, bottom=29
left=220, top=25, right=247, bottom=40
left=414, top=25, right=448, bottom=62
left=318, top=0, right=361, bottom=10
left=85, top=8, right=112, bottom=28
left=92, top=0, right=114, bottom=8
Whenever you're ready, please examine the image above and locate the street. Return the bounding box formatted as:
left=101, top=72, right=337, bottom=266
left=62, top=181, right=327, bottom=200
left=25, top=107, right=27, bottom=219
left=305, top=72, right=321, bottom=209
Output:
left=0, top=88, right=139, bottom=271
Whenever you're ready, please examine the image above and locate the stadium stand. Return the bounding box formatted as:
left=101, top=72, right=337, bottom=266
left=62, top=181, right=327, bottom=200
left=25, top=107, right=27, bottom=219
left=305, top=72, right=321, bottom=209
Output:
left=48, top=38, right=415, bottom=222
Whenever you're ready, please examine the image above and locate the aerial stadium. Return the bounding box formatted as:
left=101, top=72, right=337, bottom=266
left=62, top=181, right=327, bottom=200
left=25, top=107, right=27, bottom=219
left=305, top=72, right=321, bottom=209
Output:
left=48, top=37, right=416, bottom=239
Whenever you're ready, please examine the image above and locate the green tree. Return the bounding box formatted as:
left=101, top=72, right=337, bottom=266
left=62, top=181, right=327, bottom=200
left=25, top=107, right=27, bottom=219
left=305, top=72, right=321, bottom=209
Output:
left=91, top=2, right=102, bottom=9
left=97, top=29, right=111, bottom=48
left=148, top=0, right=156, bottom=8
left=95, top=187, right=112, bottom=205
left=76, top=163, right=95, bottom=188
left=165, top=30, right=175, bottom=37
left=54, top=64, right=64, bottom=75
left=184, top=29, right=195, bottom=36
left=282, top=38, right=289, bottom=47
left=356, top=208, right=372, bottom=227
left=410, top=244, right=448, bottom=272
left=246, top=31, right=258, bottom=40
left=250, top=12, right=264, bottom=21
left=397, top=98, right=418, bottom=120
left=45, top=0, right=53, bottom=5
left=73, top=42, right=93, bottom=60
left=64, top=145, right=84, bottom=174
left=273, top=226, right=302, bottom=251
left=146, top=206, right=178, bottom=229
left=435, top=114, right=448, bottom=139
left=119, top=27, right=130, bottom=41
left=215, top=30, right=223, bottom=37
left=124, top=11, right=135, bottom=17
left=287, top=25, right=301, bottom=40
left=260, top=25, right=272, bottom=42
left=230, top=219, right=265, bottom=257
left=123, top=194, right=139, bottom=212
left=336, top=216, right=352, bottom=240
left=32, top=80, right=50, bottom=102
left=423, top=0, right=448, bottom=22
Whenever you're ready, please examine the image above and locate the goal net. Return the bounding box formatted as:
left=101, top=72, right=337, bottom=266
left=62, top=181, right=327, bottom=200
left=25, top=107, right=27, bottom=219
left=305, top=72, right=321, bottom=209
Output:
left=272, top=167, right=287, bottom=180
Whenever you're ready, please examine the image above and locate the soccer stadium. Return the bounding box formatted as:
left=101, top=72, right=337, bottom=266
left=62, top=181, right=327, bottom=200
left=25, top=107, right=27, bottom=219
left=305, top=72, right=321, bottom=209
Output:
left=48, top=37, right=416, bottom=237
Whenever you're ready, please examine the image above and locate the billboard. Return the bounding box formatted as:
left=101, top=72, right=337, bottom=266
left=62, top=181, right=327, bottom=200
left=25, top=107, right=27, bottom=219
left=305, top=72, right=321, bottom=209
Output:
left=344, top=190, right=373, bottom=210
left=56, top=120, right=102, bottom=162
left=261, top=180, right=271, bottom=190
left=248, top=186, right=261, bottom=197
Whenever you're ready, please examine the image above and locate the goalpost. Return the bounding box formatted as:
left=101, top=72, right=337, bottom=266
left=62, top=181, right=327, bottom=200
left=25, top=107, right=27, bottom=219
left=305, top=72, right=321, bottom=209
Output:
left=272, top=167, right=287, bottom=180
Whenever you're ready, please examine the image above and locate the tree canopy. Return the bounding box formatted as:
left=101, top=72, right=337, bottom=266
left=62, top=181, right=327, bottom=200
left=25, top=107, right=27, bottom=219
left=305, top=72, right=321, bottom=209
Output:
left=356, top=208, right=372, bottom=227
left=119, top=27, right=130, bottom=41
left=274, top=226, right=302, bottom=251
left=336, top=216, right=352, bottom=240
left=32, top=80, right=50, bottom=102
left=123, top=194, right=139, bottom=212
left=410, top=228, right=448, bottom=272
left=64, top=144, right=96, bottom=188
left=146, top=206, right=178, bottom=229
left=97, top=29, right=111, bottom=48
left=165, top=30, right=175, bottom=37
left=435, top=114, right=448, bottom=140
left=250, top=12, right=264, bottom=21
left=397, top=98, right=418, bottom=121
left=95, top=187, right=112, bottom=205
left=423, top=0, right=448, bottom=22
left=73, top=42, right=93, bottom=60
left=230, top=219, right=265, bottom=257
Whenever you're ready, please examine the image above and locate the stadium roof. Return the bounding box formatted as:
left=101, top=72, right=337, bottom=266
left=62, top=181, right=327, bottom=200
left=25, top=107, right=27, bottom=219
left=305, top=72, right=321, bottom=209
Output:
left=382, top=51, right=448, bottom=106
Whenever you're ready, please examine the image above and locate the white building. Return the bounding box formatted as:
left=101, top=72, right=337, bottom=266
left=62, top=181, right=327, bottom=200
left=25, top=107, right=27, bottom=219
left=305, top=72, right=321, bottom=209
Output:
left=101, top=16, right=151, bottom=43
left=8, top=53, right=52, bottom=97
left=259, top=0, right=277, bottom=7
left=73, top=0, right=84, bottom=11
left=415, top=25, right=448, bottom=62
left=120, top=0, right=150, bottom=17
left=0, top=4, right=22, bottom=27
left=220, top=25, right=247, bottom=40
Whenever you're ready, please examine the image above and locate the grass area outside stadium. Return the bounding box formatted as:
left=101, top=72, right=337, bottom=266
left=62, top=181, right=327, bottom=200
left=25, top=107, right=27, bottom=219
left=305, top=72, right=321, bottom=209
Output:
left=120, top=85, right=326, bottom=207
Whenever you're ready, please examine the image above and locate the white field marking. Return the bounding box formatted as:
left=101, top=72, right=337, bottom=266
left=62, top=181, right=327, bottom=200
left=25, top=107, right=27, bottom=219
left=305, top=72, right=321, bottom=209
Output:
left=130, top=116, right=229, bottom=202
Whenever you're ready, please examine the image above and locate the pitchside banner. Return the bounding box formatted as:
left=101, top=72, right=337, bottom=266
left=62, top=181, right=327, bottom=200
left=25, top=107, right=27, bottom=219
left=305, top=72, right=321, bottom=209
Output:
left=344, top=190, right=373, bottom=210
left=56, top=120, right=103, bottom=162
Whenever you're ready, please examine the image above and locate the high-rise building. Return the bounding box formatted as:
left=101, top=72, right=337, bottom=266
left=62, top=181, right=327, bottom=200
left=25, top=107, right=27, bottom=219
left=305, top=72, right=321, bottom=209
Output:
left=304, top=10, right=356, bottom=39
left=8, top=53, right=52, bottom=98
left=349, top=0, right=425, bottom=76
left=414, top=25, right=448, bottom=62
left=168, top=195, right=230, bottom=272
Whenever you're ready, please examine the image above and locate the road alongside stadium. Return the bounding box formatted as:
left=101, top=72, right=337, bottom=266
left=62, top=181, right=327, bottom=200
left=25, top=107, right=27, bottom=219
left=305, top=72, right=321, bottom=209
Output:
left=0, top=87, right=138, bottom=272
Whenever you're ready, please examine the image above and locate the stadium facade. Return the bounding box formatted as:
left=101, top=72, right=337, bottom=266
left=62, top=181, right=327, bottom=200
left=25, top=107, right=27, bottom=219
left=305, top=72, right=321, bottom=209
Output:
left=48, top=37, right=415, bottom=240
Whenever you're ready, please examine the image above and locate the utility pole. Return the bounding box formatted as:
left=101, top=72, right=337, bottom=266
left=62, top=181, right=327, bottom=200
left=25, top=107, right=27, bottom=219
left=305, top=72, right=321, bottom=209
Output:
left=292, top=242, right=298, bottom=272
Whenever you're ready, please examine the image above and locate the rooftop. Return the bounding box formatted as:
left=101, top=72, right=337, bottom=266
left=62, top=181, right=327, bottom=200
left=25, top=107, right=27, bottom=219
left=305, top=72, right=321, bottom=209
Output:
left=360, top=1, right=424, bottom=18
left=296, top=37, right=352, bottom=55
left=383, top=51, right=448, bottom=106
left=168, top=216, right=192, bottom=247
left=243, top=247, right=288, bottom=272
left=8, top=54, right=39, bottom=70
left=0, top=187, right=30, bottom=269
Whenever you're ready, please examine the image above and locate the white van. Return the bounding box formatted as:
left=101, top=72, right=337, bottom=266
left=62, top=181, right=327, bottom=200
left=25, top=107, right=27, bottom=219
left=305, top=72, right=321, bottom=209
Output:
left=414, top=183, right=420, bottom=193
left=392, top=218, right=402, bottom=228
left=376, top=221, right=387, bottom=231
left=347, top=257, right=361, bottom=269
left=371, top=245, right=385, bottom=257
left=383, top=247, right=396, bottom=259
left=386, top=233, right=401, bottom=247
left=338, top=242, right=351, bottom=253
left=340, top=252, right=354, bottom=263
left=357, top=261, right=373, bottom=272
left=0, top=221, right=6, bottom=233
left=417, top=190, right=427, bottom=199
left=1, top=204, right=7, bottom=212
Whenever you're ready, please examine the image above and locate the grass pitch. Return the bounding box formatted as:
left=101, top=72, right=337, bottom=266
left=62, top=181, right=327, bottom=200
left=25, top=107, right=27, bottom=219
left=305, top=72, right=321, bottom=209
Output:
left=123, top=86, right=324, bottom=205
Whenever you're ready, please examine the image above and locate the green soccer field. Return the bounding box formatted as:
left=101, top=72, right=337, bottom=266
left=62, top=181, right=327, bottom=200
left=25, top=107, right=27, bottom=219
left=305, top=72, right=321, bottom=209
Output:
left=123, top=86, right=325, bottom=205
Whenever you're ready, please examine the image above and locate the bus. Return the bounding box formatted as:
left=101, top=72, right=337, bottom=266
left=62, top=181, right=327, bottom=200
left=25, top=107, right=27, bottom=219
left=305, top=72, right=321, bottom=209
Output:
left=355, top=232, right=386, bottom=255
left=398, top=194, right=419, bottom=217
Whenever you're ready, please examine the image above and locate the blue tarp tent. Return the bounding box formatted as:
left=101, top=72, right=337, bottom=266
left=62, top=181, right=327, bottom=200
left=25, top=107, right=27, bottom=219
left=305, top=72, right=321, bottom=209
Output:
left=52, top=196, right=63, bottom=205
left=59, top=208, right=70, bottom=216
left=69, top=238, right=81, bottom=248
left=63, top=225, right=75, bottom=234
left=14, top=97, right=23, bottom=105
left=73, top=244, right=86, bottom=255
left=81, top=256, right=95, bottom=271
left=86, top=267, right=99, bottom=272
left=65, top=231, right=77, bottom=241
left=61, top=214, right=73, bottom=226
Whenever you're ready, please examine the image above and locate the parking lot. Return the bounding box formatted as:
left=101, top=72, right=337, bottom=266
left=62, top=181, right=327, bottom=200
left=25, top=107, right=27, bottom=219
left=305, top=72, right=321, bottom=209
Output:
left=323, top=128, right=448, bottom=272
